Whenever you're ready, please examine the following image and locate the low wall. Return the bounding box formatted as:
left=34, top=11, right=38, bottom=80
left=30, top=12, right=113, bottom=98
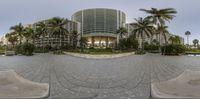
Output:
left=5, top=51, right=15, bottom=56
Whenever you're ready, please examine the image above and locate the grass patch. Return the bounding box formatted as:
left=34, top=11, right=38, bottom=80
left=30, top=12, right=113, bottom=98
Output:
left=186, top=49, right=200, bottom=54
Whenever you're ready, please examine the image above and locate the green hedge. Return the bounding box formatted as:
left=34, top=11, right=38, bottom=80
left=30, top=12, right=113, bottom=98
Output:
left=162, top=44, right=186, bottom=55
left=144, top=44, right=159, bottom=51
left=15, top=43, right=35, bottom=56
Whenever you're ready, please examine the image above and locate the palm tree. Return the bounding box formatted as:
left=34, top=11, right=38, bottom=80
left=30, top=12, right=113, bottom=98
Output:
left=193, top=39, right=199, bottom=47
left=116, top=27, right=127, bottom=48
left=140, top=8, right=177, bottom=46
left=156, top=25, right=170, bottom=45
left=140, top=8, right=177, bottom=27
left=48, top=17, right=68, bottom=48
left=169, top=35, right=181, bottom=44
left=23, top=27, right=34, bottom=43
left=70, top=30, right=79, bottom=48
left=131, top=17, right=155, bottom=51
left=79, top=37, right=88, bottom=52
left=185, top=31, right=191, bottom=47
left=10, top=23, right=24, bottom=45
left=117, top=27, right=128, bottom=39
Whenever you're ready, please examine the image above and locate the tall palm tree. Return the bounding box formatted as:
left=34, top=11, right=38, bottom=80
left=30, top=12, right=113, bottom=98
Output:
left=116, top=27, right=127, bottom=47
left=70, top=30, right=79, bottom=48
left=10, top=23, right=24, bottom=45
left=23, top=27, right=34, bottom=43
left=48, top=17, right=68, bottom=48
left=79, top=37, right=88, bottom=51
left=140, top=8, right=177, bottom=27
left=169, top=35, right=181, bottom=44
left=156, top=25, right=169, bottom=45
left=185, top=31, right=191, bottom=47
left=131, top=17, right=155, bottom=51
left=36, top=21, right=49, bottom=51
left=193, top=39, right=199, bottom=47
left=140, top=8, right=177, bottom=46
left=116, top=27, right=128, bottom=39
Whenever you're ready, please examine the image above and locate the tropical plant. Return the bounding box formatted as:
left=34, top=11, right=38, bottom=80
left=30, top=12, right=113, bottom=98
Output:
left=70, top=31, right=79, bottom=48
left=23, top=27, right=34, bottom=42
left=193, top=39, right=199, bottom=47
left=140, top=8, right=177, bottom=27
left=151, top=39, right=159, bottom=45
left=10, top=23, right=24, bottom=45
left=117, top=27, right=128, bottom=39
left=79, top=37, right=88, bottom=50
left=185, top=31, right=191, bottom=46
left=36, top=21, right=49, bottom=52
left=131, top=17, right=155, bottom=51
left=156, top=25, right=170, bottom=45
left=48, top=17, right=68, bottom=48
left=118, top=35, right=139, bottom=50
left=140, top=8, right=177, bottom=46
left=22, top=42, right=35, bottom=56
left=163, top=44, right=186, bottom=55
left=169, top=35, right=181, bottom=44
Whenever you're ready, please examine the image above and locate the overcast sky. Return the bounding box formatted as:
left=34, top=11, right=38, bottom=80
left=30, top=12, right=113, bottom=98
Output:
left=0, top=0, right=200, bottom=44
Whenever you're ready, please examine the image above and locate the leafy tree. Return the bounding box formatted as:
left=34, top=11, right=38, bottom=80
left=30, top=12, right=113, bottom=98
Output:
left=118, top=34, right=139, bottom=50
left=5, top=33, right=18, bottom=48
left=10, top=23, right=24, bottom=45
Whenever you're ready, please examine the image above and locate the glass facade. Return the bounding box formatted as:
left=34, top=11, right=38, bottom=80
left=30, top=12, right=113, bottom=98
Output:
left=72, top=8, right=126, bottom=35
left=72, top=8, right=126, bottom=48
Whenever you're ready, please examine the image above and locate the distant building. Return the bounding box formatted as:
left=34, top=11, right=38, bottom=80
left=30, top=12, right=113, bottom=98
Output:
left=125, top=23, right=184, bottom=48
left=0, top=35, right=7, bottom=46
left=33, top=20, right=80, bottom=48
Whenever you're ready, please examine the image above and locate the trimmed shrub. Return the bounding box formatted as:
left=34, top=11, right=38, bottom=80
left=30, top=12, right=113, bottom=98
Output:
left=118, top=37, right=139, bottom=50
left=144, top=44, right=159, bottom=51
left=22, top=43, right=35, bottom=56
left=14, top=45, right=23, bottom=54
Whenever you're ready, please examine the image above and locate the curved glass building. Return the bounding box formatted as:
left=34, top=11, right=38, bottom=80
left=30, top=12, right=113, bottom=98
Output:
left=72, top=8, right=126, bottom=48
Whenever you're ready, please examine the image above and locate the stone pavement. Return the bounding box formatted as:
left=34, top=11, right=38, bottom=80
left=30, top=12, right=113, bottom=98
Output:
left=0, top=53, right=199, bottom=99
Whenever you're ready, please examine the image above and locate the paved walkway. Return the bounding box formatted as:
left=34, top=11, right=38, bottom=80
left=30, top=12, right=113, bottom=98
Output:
left=0, top=54, right=199, bottom=99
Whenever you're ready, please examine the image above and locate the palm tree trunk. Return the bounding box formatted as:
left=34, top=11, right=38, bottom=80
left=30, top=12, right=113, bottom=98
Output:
left=142, top=33, right=144, bottom=51
left=42, top=34, right=45, bottom=53
left=60, top=32, right=62, bottom=48
left=187, top=35, right=189, bottom=48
